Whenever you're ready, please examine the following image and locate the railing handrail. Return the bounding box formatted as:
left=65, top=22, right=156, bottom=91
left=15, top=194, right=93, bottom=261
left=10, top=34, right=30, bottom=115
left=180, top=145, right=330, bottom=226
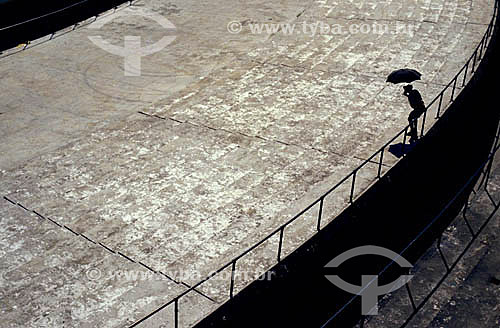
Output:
left=323, top=124, right=500, bottom=328
left=0, top=1, right=138, bottom=57
left=347, top=6, right=500, bottom=326
left=0, top=0, right=91, bottom=32
left=0, top=0, right=496, bottom=326
left=124, top=1, right=498, bottom=326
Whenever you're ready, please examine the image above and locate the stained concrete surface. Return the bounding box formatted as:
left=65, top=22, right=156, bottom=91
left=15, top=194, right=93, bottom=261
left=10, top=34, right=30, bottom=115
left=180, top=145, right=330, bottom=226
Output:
left=0, top=0, right=496, bottom=327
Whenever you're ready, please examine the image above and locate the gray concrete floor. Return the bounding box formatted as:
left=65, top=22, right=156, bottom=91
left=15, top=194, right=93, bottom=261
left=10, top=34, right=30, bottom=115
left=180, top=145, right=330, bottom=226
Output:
left=0, top=0, right=496, bottom=327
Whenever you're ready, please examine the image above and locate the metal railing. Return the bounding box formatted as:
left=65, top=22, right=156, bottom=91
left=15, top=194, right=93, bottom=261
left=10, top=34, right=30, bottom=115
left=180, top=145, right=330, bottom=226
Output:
left=129, top=0, right=499, bottom=327
left=352, top=119, right=500, bottom=328
left=0, top=0, right=137, bottom=58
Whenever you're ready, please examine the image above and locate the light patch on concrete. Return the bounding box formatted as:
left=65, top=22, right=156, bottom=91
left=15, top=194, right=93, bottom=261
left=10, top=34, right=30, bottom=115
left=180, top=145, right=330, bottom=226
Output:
left=0, top=0, right=496, bottom=326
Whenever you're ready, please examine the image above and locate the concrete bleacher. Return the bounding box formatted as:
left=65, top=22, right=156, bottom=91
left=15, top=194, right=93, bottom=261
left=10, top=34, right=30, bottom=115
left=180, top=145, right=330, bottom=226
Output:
left=0, top=0, right=496, bottom=326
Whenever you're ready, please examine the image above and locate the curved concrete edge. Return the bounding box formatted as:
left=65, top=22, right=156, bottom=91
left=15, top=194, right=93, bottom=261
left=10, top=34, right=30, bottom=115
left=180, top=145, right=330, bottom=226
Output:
left=0, top=1, right=497, bottom=327
left=0, top=0, right=135, bottom=55
left=191, top=3, right=500, bottom=327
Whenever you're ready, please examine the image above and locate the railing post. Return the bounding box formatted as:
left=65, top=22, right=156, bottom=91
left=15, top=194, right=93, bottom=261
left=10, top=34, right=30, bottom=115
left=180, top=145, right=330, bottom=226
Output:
left=486, top=24, right=492, bottom=41
left=405, top=284, right=417, bottom=313
left=462, top=195, right=475, bottom=237
left=450, top=77, right=457, bottom=102
left=484, top=158, right=494, bottom=190
left=436, top=92, right=444, bottom=119
left=437, top=235, right=450, bottom=272
left=350, top=170, right=357, bottom=203
left=174, top=299, right=179, bottom=328
left=420, top=110, right=427, bottom=137
left=462, top=62, right=469, bottom=87
left=483, top=130, right=500, bottom=190
left=317, top=197, right=324, bottom=231
left=472, top=51, right=478, bottom=73
left=229, top=260, right=236, bottom=299
left=277, top=227, right=285, bottom=262
left=377, top=148, right=385, bottom=178
left=479, top=36, right=486, bottom=60
left=402, top=127, right=408, bottom=154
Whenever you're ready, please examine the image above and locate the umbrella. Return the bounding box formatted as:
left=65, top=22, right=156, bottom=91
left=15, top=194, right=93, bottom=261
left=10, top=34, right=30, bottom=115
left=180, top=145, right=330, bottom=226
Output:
left=386, top=68, right=422, bottom=84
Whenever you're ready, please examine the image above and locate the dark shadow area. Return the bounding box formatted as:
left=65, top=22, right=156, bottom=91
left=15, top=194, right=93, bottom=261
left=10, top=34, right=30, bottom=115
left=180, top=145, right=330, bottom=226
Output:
left=388, top=142, right=417, bottom=158
left=0, top=0, right=129, bottom=52
left=195, top=7, right=500, bottom=328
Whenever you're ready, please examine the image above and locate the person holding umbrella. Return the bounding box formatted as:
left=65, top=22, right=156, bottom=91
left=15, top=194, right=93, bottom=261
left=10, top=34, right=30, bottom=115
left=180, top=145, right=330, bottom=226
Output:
left=387, top=68, right=426, bottom=143
left=403, top=84, right=426, bottom=143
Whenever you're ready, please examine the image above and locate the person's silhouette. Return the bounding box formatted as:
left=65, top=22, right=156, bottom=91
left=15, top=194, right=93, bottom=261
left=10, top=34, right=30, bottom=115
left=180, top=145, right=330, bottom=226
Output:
left=403, top=85, right=426, bottom=143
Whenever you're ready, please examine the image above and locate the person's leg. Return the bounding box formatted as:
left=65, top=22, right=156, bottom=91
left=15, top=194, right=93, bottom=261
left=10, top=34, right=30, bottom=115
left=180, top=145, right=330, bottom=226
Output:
left=408, top=111, right=418, bottom=142
left=411, top=119, right=418, bottom=141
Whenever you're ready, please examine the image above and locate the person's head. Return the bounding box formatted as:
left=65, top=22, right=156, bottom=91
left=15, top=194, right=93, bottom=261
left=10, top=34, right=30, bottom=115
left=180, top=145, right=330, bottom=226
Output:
left=403, top=84, right=413, bottom=93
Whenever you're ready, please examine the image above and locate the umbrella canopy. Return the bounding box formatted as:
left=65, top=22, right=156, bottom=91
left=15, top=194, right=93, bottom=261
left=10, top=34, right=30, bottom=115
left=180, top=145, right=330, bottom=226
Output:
left=386, top=68, right=422, bottom=84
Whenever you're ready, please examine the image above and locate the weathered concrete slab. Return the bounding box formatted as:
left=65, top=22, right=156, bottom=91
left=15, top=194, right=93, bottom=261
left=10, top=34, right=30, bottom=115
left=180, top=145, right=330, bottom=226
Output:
left=0, top=198, right=186, bottom=328
left=0, top=0, right=496, bottom=326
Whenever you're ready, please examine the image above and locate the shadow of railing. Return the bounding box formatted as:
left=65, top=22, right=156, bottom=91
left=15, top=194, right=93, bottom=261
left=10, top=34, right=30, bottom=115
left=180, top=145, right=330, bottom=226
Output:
left=128, top=0, right=499, bottom=327
left=0, top=0, right=134, bottom=55
left=351, top=120, right=500, bottom=328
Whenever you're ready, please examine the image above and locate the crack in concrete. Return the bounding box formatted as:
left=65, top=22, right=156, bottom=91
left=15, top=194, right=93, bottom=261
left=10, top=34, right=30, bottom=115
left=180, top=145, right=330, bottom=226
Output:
left=136, top=110, right=389, bottom=167
left=2, top=195, right=217, bottom=304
